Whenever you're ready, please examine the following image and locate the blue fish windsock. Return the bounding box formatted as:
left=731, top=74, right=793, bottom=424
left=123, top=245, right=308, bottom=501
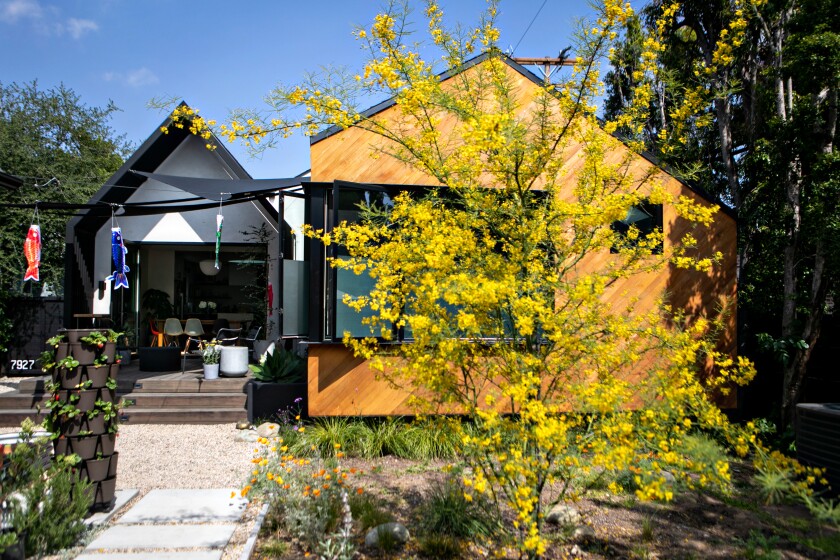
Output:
left=106, top=227, right=130, bottom=289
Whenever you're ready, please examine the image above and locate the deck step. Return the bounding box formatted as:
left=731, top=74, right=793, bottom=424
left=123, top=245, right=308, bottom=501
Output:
left=128, top=377, right=249, bottom=393
left=0, top=392, right=51, bottom=409
left=122, top=392, right=246, bottom=408
left=118, top=407, right=247, bottom=424
left=19, top=375, right=249, bottom=394
left=0, top=408, right=47, bottom=425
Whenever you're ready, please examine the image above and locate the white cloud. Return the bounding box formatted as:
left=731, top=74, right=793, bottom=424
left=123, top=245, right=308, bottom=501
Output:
left=103, top=67, right=160, bottom=88
left=0, top=0, right=42, bottom=23
left=1, top=0, right=98, bottom=41
left=66, top=17, right=97, bottom=39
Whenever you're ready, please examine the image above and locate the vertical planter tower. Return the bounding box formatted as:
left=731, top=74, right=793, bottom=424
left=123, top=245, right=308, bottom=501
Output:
left=43, top=328, right=122, bottom=511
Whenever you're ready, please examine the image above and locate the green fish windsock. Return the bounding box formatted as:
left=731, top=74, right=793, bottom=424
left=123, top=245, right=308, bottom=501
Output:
left=215, top=214, right=223, bottom=269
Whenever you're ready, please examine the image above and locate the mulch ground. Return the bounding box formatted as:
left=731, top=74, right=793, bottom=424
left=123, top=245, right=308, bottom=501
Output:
left=251, top=457, right=840, bottom=559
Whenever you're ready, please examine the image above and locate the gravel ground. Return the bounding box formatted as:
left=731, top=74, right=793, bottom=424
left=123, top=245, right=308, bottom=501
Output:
left=112, top=423, right=256, bottom=492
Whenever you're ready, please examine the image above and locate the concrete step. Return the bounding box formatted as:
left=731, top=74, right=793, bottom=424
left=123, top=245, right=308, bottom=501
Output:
left=118, top=407, right=247, bottom=424
left=122, top=392, right=247, bottom=409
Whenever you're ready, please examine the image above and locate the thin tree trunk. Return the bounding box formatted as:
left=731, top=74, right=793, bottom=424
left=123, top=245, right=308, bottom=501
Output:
left=715, top=95, right=740, bottom=207
left=782, top=240, right=828, bottom=426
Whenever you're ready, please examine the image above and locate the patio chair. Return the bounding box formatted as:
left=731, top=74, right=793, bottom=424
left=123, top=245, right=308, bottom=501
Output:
left=211, top=318, right=230, bottom=337
left=183, top=318, right=206, bottom=354
left=239, top=326, right=262, bottom=361
left=162, top=318, right=184, bottom=347
left=215, top=327, right=241, bottom=346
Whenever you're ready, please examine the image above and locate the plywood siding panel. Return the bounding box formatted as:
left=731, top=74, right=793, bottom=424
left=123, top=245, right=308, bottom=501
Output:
left=307, top=56, right=739, bottom=415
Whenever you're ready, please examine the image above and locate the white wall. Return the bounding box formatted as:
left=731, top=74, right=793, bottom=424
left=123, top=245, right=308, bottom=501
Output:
left=93, top=135, right=281, bottom=339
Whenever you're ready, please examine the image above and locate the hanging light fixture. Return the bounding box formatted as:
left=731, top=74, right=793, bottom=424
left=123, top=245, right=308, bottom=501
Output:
left=199, top=259, right=220, bottom=276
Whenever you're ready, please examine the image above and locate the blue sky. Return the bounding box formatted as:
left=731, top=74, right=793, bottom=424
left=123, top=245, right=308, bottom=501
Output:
left=1, top=0, right=598, bottom=178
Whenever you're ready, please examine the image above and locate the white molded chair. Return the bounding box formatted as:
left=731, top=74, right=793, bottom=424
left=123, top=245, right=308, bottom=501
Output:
left=183, top=318, right=205, bottom=354
left=162, top=318, right=184, bottom=347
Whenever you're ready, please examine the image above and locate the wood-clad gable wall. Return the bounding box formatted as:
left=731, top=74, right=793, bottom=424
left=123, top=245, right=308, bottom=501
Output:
left=307, top=59, right=738, bottom=416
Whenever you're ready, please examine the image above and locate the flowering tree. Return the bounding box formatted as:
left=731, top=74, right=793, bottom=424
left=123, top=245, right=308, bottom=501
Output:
left=168, top=1, right=821, bottom=557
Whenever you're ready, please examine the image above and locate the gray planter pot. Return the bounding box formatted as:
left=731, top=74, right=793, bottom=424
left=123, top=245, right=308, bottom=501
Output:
left=246, top=380, right=307, bottom=424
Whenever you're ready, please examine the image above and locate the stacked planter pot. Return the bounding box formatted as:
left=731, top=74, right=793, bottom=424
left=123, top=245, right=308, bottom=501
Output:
left=48, top=329, right=120, bottom=511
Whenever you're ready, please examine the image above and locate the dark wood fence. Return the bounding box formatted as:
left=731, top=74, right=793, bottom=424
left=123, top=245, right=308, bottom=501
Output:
left=2, top=297, right=63, bottom=376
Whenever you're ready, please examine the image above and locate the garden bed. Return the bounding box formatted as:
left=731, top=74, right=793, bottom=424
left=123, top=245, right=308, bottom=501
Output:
left=249, top=456, right=840, bottom=559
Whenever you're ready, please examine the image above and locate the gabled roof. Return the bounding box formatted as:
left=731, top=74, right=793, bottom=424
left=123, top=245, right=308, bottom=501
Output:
left=310, top=51, right=735, bottom=219
left=67, top=102, right=253, bottom=239
left=311, top=52, right=540, bottom=145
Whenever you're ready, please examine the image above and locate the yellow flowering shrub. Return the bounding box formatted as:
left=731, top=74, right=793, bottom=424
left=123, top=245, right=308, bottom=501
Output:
left=167, top=1, right=829, bottom=556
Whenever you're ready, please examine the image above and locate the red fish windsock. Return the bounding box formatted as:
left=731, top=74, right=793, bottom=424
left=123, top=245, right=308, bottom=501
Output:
left=23, top=224, right=41, bottom=282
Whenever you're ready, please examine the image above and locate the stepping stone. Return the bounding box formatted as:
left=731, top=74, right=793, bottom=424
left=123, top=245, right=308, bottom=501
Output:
left=84, top=524, right=236, bottom=551
left=116, top=489, right=247, bottom=524
left=77, top=553, right=221, bottom=560
left=85, top=489, right=139, bottom=527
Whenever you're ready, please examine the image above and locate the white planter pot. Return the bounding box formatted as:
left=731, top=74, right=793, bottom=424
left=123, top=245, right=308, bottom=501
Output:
left=203, top=363, right=220, bottom=380
left=220, top=346, right=249, bottom=377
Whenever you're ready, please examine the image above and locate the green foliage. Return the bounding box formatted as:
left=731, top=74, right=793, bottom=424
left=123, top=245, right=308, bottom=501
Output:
left=285, top=417, right=463, bottom=461
left=740, top=530, right=783, bottom=560
left=140, top=289, right=174, bottom=321
left=201, top=342, right=221, bottom=365
left=249, top=345, right=304, bottom=383
left=417, top=533, right=464, bottom=559
left=348, top=492, right=394, bottom=531
left=417, top=476, right=498, bottom=540
left=0, top=420, right=92, bottom=556
left=0, top=81, right=131, bottom=296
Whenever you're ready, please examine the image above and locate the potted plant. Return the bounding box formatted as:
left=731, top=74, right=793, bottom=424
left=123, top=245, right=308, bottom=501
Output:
left=202, top=341, right=221, bottom=380
left=246, top=344, right=307, bottom=423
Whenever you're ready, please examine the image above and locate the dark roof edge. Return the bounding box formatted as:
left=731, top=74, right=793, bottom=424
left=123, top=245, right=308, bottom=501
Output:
left=311, top=51, right=545, bottom=144
left=0, top=169, right=23, bottom=189
left=310, top=52, right=735, bottom=220
left=67, top=101, right=253, bottom=236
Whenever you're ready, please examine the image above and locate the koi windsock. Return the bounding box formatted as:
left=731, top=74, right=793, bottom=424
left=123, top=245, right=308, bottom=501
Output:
left=23, top=224, right=41, bottom=282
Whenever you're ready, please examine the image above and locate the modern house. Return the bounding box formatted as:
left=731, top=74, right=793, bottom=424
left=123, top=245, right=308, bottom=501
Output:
left=67, top=54, right=737, bottom=417
left=64, top=106, right=309, bottom=346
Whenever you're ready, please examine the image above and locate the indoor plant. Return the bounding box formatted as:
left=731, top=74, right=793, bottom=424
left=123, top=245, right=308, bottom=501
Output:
left=202, top=341, right=221, bottom=380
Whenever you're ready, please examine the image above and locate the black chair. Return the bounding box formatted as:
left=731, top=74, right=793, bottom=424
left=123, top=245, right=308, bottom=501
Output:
left=211, top=318, right=230, bottom=337
left=215, top=328, right=242, bottom=346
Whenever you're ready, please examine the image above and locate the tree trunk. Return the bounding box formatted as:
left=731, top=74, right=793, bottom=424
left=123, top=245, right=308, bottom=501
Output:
left=714, top=95, right=740, bottom=208
left=781, top=240, right=828, bottom=427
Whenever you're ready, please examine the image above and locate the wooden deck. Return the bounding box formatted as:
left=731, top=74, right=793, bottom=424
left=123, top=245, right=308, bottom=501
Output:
left=0, top=358, right=250, bottom=426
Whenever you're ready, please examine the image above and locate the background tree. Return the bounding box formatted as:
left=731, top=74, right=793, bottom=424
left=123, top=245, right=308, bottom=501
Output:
left=0, top=81, right=132, bottom=296
left=603, top=0, right=839, bottom=427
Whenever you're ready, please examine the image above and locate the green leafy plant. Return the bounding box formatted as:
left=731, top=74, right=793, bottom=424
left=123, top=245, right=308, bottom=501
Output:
left=43, top=395, right=81, bottom=420
left=0, top=420, right=92, bottom=556
left=39, top=349, right=55, bottom=372
left=105, top=329, right=123, bottom=343
left=105, top=377, right=117, bottom=391
left=417, top=475, right=498, bottom=540
left=202, top=341, right=221, bottom=365
left=249, top=346, right=304, bottom=383
left=46, top=333, right=65, bottom=347
left=91, top=399, right=122, bottom=423
left=80, top=331, right=107, bottom=348
left=93, top=353, right=109, bottom=366
left=56, top=356, right=79, bottom=369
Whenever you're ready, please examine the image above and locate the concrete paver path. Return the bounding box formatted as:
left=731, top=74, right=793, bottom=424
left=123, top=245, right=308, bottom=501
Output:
left=79, top=489, right=248, bottom=560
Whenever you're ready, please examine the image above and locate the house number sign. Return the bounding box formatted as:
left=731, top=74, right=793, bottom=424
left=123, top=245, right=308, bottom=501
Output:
left=9, top=359, right=36, bottom=370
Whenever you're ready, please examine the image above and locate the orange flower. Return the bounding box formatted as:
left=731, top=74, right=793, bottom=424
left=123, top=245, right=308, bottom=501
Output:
left=356, top=487, right=364, bottom=495
left=313, top=489, right=321, bottom=497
